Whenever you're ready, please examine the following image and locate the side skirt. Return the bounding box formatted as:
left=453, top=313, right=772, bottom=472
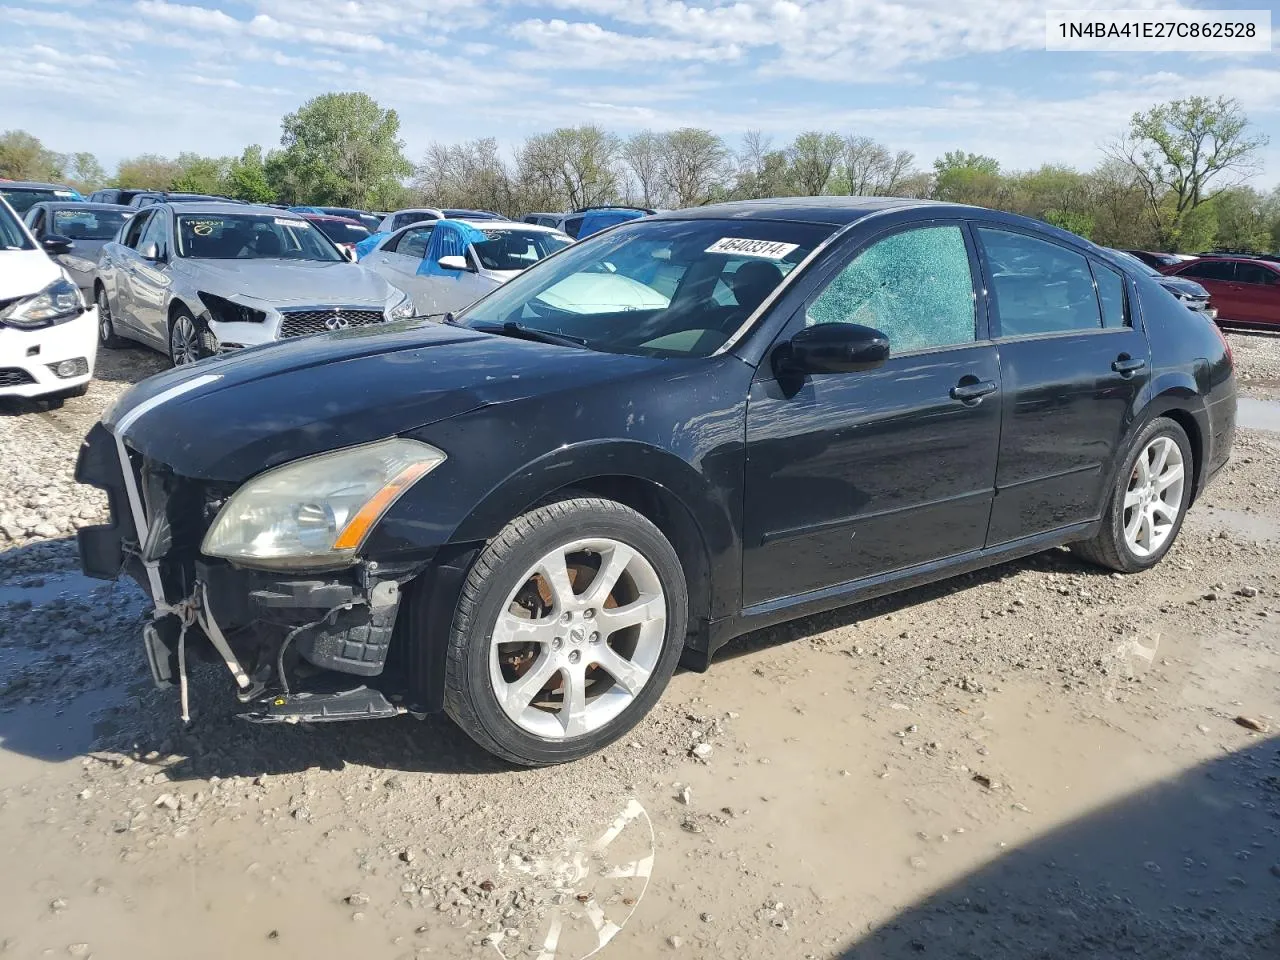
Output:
left=698, top=520, right=1101, bottom=666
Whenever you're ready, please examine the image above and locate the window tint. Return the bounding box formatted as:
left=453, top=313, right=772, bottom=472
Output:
left=1181, top=260, right=1236, bottom=282
left=121, top=211, right=151, bottom=249
left=563, top=216, right=584, bottom=238
left=978, top=228, right=1101, bottom=336
left=806, top=225, right=976, bottom=353
left=1236, top=262, right=1278, bottom=286
left=390, top=224, right=435, bottom=258
left=139, top=210, right=169, bottom=257
left=1092, top=261, right=1128, bottom=328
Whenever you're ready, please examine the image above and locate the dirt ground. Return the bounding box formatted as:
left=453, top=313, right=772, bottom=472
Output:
left=1, top=331, right=1278, bottom=960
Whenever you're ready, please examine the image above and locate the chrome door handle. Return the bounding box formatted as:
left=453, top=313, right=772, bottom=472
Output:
left=950, top=379, right=998, bottom=403
left=1112, top=356, right=1147, bottom=377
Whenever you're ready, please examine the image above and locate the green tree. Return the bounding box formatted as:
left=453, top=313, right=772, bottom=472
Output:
left=271, top=92, right=411, bottom=207
left=223, top=145, right=275, bottom=202
left=660, top=128, right=730, bottom=207
left=114, top=154, right=181, bottom=190
left=1107, top=96, right=1269, bottom=250
left=0, top=130, right=64, bottom=181
left=788, top=131, right=843, bottom=196
left=170, top=152, right=229, bottom=194
left=515, top=126, right=621, bottom=210
left=1205, top=186, right=1273, bottom=252
left=932, top=151, right=1003, bottom=205
left=62, top=152, right=106, bottom=192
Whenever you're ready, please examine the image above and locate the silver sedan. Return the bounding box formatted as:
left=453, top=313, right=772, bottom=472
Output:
left=361, top=219, right=572, bottom=316
left=23, top=201, right=134, bottom=295
left=94, top=202, right=414, bottom=365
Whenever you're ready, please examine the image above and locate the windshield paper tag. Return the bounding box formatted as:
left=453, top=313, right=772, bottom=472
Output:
left=705, top=237, right=799, bottom=260
left=274, top=217, right=307, bottom=227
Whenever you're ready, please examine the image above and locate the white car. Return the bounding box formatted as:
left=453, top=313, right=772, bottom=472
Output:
left=361, top=219, right=573, bottom=316
left=373, top=207, right=506, bottom=234
left=0, top=197, right=97, bottom=404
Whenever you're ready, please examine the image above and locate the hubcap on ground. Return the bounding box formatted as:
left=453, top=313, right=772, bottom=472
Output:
left=1123, top=436, right=1184, bottom=558
left=171, top=315, right=200, bottom=365
left=489, top=538, right=666, bottom=740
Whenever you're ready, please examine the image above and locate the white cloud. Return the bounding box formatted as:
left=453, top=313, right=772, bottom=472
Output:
left=510, top=18, right=743, bottom=64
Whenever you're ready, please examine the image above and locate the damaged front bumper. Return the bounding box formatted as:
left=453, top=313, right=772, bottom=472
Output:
left=75, top=418, right=423, bottom=723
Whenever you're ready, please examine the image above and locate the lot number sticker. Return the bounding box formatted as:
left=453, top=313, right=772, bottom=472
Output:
left=705, top=237, right=799, bottom=260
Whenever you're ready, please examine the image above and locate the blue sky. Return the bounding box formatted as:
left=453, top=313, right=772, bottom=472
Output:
left=3, top=0, right=1278, bottom=185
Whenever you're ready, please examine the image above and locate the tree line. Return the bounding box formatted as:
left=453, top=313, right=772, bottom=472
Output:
left=2, top=93, right=1276, bottom=254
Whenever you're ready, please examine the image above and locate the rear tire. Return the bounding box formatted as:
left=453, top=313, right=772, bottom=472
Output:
left=443, top=497, right=688, bottom=766
left=1071, top=417, right=1193, bottom=573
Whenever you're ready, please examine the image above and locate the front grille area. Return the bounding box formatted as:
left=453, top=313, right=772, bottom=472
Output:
left=278, top=308, right=385, bottom=340
left=0, top=368, right=37, bottom=387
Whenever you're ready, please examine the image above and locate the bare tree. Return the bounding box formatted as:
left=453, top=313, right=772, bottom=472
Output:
left=516, top=126, right=621, bottom=211
left=788, top=131, right=843, bottom=196
left=413, top=138, right=514, bottom=214
left=842, top=136, right=889, bottom=195
left=660, top=128, right=730, bottom=207
left=621, top=131, right=666, bottom=208
left=1105, top=96, right=1269, bottom=249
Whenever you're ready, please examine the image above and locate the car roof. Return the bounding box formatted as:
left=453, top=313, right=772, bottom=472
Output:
left=1, top=180, right=77, bottom=191
left=452, top=219, right=566, bottom=234
left=300, top=212, right=364, bottom=224
left=41, top=201, right=133, bottom=212
left=650, top=196, right=946, bottom=226
left=164, top=201, right=287, bottom=215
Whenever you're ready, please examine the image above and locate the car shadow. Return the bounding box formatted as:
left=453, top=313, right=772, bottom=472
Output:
left=837, top=736, right=1280, bottom=959
left=708, top=545, right=1107, bottom=666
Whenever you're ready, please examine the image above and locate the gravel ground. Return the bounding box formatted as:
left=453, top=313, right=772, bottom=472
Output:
left=1, top=336, right=1278, bottom=960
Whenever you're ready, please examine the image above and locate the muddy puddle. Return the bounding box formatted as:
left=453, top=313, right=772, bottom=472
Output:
left=1236, top=396, right=1280, bottom=433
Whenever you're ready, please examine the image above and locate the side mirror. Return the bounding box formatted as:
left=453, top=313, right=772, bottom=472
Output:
left=780, top=323, right=890, bottom=375
left=42, top=234, right=74, bottom=256
left=341, top=245, right=358, bottom=262
left=437, top=254, right=471, bottom=272
left=139, top=241, right=162, bottom=261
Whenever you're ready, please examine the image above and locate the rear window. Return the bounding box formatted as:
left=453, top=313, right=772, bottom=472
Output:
left=53, top=208, right=132, bottom=240
left=1, top=187, right=77, bottom=214
left=311, top=219, right=371, bottom=245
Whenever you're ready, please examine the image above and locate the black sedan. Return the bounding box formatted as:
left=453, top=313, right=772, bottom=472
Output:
left=75, top=198, right=1236, bottom=765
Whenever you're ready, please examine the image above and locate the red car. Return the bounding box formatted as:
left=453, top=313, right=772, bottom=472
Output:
left=1162, top=255, right=1280, bottom=327
left=299, top=212, right=370, bottom=258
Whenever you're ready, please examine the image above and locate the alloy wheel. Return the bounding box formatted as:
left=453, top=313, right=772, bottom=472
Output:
left=1122, top=435, right=1185, bottom=558
left=170, top=314, right=201, bottom=366
left=489, top=538, right=667, bottom=740
left=97, top=290, right=113, bottom=343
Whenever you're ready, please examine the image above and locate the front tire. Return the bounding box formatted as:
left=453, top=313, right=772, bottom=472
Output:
left=1072, top=417, right=1193, bottom=573
left=444, top=497, right=688, bottom=766
left=168, top=306, right=203, bottom=367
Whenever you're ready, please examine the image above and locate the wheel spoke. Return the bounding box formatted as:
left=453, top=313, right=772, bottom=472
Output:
left=537, top=550, right=576, bottom=610
left=1150, top=440, right=1170, bottom=478
left=1124, top=505, right=1143, bottom=543
left=492, top=611, right=558, bottom=648
left=596, top=594, right=665, bottom=636
left=1150, top=500, right=1177, bottom=525
left=1133, top=454, right=1151, bottom=487
left=583, top=543, right=635, bottom=608
left=499, top=653, right=560, bottom=714
left=558, top=666, right=589, bottom=737
left=1155, top=463, right=1184, bottom=494
left=590, top=645, right=651, bottom=697
left=1124, top=487, right=1144, bottom=509
left=1138, top=509, right=1153, bottom=552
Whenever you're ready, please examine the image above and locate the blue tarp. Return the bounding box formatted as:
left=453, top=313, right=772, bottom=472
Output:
left=416, top=220, right=489, bottom=276
left=354, top=231, right=388, bottom=260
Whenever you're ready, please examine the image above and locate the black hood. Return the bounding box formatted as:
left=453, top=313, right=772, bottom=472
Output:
left=1158, top=275, right=1209, bottom=298
left=106, top=319, right=660, bottom=481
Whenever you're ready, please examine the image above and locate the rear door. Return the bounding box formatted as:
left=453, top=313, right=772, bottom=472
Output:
left=1233, top=260, right=1280, bottom=326
left=1175, top=259, right=1239, bottom=320
left=974, top=224, right=1150, bottom=544
left=742, top=221, right=1002, bottom=605
left=129, top=209, right=175, bottom=344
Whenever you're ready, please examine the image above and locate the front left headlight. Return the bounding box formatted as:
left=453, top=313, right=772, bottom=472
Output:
left=202, top=438, right=446, bottom=569
left=0, top=277, right=84, bottom=329
left=388, top=291, right=416, bottom=321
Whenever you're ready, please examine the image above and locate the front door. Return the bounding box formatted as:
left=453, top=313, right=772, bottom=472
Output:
left=973, top=225, right=1152, bottom=544
left=129, top=208, right=175, bottom=345
left=742, top=222, right=1002, bottom=607
left=364, top=223, right=436, bottom=312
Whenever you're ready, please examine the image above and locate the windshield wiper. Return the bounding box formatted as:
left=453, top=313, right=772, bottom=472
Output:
left=472, top=321, right=587, bottom=348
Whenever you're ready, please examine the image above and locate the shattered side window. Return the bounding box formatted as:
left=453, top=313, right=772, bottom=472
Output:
left=806, top=225, right=976, bottom=353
